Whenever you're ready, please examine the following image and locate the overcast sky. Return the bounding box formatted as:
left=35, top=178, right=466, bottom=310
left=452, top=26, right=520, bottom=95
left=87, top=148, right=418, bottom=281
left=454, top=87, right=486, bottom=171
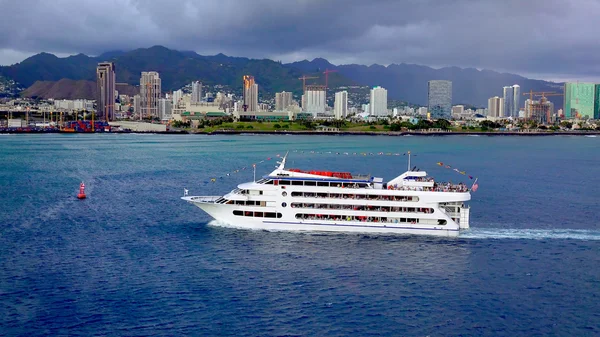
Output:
left=1, top=0, right=599, bottom=82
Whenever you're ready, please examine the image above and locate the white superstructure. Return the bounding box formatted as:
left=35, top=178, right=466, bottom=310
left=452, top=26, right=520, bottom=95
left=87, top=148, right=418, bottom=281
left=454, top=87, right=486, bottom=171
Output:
left=183, top=154, right=472, bottom=237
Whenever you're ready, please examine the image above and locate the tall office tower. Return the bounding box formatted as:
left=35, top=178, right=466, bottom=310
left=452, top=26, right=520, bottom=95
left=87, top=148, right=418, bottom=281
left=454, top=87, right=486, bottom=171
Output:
left=172, top=89, right=183, bottom=108
left=96, top=62, right=116, bottom=121
left=140, top=71, right=161, bottom=119
left=275, top=91, right=293, bottom=111
left=158, top=98, right=172, bottom=120
left=242, top=75, right=258, bottom=112
left=334, top=91, right=348, bottom=119
left=133, top=95, right=141, bottom=116
left=564, top=82, right=596, bottom=118
left=512, top=84, right=520, bottom=117
left=191, top=81, right=202, bottom=104
left=369, top=86, right=388, bottom=116
left=428, top=80, right=452, bottom=118
left=487, top=96, right=504, bottom=117
left=503, top=86, right=513, bottom=118
left=305, top=85, right=326, bottom=116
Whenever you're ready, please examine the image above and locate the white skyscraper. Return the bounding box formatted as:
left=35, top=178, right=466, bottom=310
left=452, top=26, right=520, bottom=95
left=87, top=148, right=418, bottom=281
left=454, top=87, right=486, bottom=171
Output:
left=172, top=89, right=183, bottom=108
left=334, top=91, right=348, bottom=119
left=191, top=81, right=202, bottom=104
left=140, top=71, right=161, bottom=119
left=305, top=85, right=326, bottom=116
left=158, top=98, right=172, bottom=120
left=275, top=91, right=293, bottom=111
left=369, top=86, right=388, bottom=116
left=488, top=96, right=504, bottom=117
left=512, top=84, right=520, bottom=118
left=503, top=84, right=520, bottom=117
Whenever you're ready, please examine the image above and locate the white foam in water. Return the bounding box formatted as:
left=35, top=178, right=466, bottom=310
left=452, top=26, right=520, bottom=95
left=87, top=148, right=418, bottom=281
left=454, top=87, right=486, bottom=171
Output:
left=460, top=228, right=600, bottom=240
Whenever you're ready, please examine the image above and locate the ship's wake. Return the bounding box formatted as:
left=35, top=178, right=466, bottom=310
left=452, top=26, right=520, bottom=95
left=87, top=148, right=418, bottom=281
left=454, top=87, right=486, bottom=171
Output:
left=460, top=228, right=600, bottom=240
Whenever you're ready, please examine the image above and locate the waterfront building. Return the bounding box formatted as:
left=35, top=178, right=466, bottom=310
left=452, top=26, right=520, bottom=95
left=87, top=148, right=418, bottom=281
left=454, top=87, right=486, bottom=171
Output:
left=502, top=85, right=520, bottom=117
left=133, top=95, right=141, bottom=115
left=305, top=85, right=326, bottom=117
left=191, top=81, right=202, bottom=104
left=487, top=96, right=504, bottom=118
left=451, top=105, right=464, bottom=118
left=243, top=76, right=258, bottom=112
left=564, top=82, right=595, bottom=118
left=172, top=89, right=183, bottom=108
left=369, top=86, right=388, bottom=116
left=334, top=91, right=348, bottom=119
left=96, top=62, right=116, bottom=121
left=594, top=84, right=600, bottom=119
left=275, top=91, right=293, bottom=111
left=525, top=97, right=554, bottom=124
left=158, top=98, right=172, bottom=120
left=428, top=80, right=452, bottom=118
left=140, top=71, right=161, bottom=119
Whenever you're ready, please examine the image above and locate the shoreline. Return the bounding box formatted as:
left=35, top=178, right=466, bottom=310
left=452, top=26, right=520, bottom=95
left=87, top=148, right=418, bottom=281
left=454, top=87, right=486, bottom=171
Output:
left=1, top=129, right=599, bottom=136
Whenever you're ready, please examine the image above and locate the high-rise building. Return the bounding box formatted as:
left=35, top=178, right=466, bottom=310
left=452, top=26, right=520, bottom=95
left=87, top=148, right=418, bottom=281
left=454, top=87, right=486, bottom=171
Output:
left=595, top=85, right=600, bottom=120
left=428, top=80, right=452, bottom=118
left=564, top=82, right=596, bottom=118
left=305, top=85, right=326, bottom=116
left=488, top=96, right=504, bottom=117
left=191, top=81, right=202, bottom=104
left=140, top=71, right=161, bottom=119
left=133, top=95, right=141, bottom=115
left=334, top=91, right=348, bottom=119
left=502, top=85, right=520, bottom=117
left=158, top=98, right=172, bottom=120
left=242, top=75, right=258, bottom=112
left=172, top=89, right=183, bottom=108
left=275, top=91, right=293, bottom=111
left=525, top=97, right=554, bottom=124
left=369, top=86, right=388, bottom=116
left=96, top=62, right=116, bottom=121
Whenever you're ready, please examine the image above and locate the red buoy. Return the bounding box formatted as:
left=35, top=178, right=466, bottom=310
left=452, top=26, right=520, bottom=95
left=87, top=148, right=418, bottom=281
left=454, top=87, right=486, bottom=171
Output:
left=77, top=182, right=86, bottom=199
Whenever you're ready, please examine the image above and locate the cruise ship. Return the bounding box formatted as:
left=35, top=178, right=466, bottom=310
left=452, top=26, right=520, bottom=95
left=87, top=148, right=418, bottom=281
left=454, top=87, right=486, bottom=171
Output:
left=182, top=154, right=472, bottom=237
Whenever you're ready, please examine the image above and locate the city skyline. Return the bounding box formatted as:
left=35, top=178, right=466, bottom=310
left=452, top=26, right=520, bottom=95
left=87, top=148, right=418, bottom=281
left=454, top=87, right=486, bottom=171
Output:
left=1, top=1, right=600, bottom=82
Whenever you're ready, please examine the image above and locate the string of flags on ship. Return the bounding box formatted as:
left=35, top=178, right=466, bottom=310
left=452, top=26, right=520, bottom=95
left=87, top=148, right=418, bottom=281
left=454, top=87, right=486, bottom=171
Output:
left=203, top=150, right=478, bottom=192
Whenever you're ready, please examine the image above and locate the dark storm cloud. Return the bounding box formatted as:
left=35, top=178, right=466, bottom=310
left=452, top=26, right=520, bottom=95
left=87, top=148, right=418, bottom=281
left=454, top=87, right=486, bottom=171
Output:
left=1, top=0, right=599, bottom=80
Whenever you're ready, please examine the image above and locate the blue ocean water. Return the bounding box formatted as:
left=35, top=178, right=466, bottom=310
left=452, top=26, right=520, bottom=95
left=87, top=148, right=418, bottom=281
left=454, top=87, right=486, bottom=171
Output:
left=0, top=133, right=599, bottom=336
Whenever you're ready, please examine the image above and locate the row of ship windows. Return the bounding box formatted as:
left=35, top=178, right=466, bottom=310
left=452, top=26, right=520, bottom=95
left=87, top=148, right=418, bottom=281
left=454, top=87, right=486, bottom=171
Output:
left=232, top=210, right=283, bottom=218
left=289, top=192, right=419, bottom=202
left=267, top=180, right=370, bottom=188
left=295, top=213, right=447, bottom=225
left=290, top=203, right=434, bottom=213
left=226, top=200, right=266, bottom=206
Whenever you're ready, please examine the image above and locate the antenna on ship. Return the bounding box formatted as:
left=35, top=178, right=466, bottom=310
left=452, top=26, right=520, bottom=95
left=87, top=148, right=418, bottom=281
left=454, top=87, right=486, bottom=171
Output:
left=277, top=151, right=289, bottom=170
left=407, top=151, right=411, bottom=171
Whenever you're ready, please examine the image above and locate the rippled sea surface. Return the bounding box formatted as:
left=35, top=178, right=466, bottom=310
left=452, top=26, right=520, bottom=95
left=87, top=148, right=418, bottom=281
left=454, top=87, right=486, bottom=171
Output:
left=1, top=134, right=599, bottom=336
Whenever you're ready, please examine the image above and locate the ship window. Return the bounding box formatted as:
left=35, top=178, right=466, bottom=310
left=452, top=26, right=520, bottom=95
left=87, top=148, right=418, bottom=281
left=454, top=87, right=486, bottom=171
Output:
left=292, top=181, right=303, bottom=186
left=317, top=182, right=329, bottom=187
left=233, top=210, right=243, bottom=216
left=280, top=180, right=291, bottom=185
left=265, top=180, right=273, bottom=185
left=254, top=212, right=264, bottom=217
left=282, top=191, right=287, bottom=197
left=277, top=213, right=282, bottom=218
left=438, top=220, right=447, bottom=225
left=265, top=212, right=276, bottom=218
left=282, top=202, right=287, bottom=208
left=304, top=181, right=316, bottom=186
left=291, top=192, right=301, bottom=197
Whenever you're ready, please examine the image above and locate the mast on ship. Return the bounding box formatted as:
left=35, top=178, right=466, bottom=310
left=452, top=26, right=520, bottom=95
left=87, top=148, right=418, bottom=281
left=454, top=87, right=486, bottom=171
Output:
left=277, top=151, right=289, bottom=170
left=407, top=151, right=411, bottom=171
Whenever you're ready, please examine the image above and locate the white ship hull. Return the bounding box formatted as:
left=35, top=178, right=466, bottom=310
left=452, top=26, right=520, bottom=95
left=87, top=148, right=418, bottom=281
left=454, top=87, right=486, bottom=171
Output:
left=183, top=195, right=467, bottom=237
left=182, top=154, right=472, bottom=237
